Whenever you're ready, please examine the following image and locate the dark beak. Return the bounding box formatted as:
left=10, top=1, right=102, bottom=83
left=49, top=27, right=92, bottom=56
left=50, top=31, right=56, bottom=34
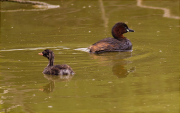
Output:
left=127, top=28, right=134, bottom=32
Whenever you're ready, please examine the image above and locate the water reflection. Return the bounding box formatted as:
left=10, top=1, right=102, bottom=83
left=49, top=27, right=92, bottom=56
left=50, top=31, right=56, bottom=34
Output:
left=99, top=0, right=108, bottom=28
left=43, top=74, right=74, bottom=81
left=137, top=0, right=180, bottom=19
left=40, top=80, right=55, bottom=94
left=40, top=74, right=74, bottom=94
left=112, top=63, right=135, bottom=78
left=1, top=0, right=60, bottom=12
left=90, top=52, right=135, bottom=78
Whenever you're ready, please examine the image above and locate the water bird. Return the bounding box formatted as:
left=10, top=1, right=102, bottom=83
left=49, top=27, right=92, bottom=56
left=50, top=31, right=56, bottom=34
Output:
left=89, top=22, right=134, bottom=54
left=38, top=49, right=74, bottom=75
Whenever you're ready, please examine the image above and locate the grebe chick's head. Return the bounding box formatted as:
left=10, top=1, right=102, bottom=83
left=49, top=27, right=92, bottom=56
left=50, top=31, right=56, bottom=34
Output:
left=38, top=49, right=54, bottom=60
left=112, top=22, right=134, bottom=39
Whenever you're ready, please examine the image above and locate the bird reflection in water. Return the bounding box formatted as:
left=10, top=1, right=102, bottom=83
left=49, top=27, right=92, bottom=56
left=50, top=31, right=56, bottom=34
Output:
left=39, top=74, right=74, bottom=94
left=90, top=52, right=135, bottom=78
left=112, top=63, right=135, bottom=78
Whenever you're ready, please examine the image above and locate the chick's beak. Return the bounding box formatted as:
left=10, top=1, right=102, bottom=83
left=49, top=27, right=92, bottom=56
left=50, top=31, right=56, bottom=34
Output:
left=38, top=53, right=43, bottom=55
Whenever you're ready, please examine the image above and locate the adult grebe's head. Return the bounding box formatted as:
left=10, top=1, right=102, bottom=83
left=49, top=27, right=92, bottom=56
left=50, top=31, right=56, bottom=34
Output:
left=112, top=22, right=134, bottom=39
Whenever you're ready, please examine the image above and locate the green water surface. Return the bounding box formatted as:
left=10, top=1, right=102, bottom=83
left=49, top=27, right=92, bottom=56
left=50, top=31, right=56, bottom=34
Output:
left=0, top=0, right=179, bottom=113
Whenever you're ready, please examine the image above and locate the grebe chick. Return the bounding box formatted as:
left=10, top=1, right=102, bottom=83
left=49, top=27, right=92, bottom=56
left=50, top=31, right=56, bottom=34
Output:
left=89, top=22, right=134, bottom=54
left=38, top=49, right=74, bottom=75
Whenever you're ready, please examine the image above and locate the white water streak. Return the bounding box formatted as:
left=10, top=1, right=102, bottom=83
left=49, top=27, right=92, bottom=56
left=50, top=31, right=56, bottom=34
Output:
left=0, top=47, right=57, bottom=52
left=74, top=48, right=89, bottom=52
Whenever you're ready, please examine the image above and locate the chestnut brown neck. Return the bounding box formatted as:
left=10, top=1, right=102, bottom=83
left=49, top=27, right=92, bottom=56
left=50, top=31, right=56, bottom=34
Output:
left=112, top=28, right=126, bottom=40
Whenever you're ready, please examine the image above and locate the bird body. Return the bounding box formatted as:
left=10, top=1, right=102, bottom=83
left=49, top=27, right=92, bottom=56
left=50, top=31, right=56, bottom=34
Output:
left=89, top=22, right=134, bottom=54
left=38, top=49, right=74, bottom=75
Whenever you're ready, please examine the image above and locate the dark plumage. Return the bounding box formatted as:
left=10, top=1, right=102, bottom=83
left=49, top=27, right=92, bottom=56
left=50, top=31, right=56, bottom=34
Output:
left=89, top=22, right=134, bottom=54
left=38, top=49, right=74, bottom=75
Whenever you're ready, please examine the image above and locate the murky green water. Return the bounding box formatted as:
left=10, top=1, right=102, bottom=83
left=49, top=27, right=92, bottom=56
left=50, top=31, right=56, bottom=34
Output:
left=0, top=0, right=179, bottom=113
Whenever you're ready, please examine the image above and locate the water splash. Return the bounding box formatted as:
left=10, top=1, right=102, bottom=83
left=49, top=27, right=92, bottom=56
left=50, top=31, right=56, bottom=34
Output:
left=74, top=48, right=90, bottom=52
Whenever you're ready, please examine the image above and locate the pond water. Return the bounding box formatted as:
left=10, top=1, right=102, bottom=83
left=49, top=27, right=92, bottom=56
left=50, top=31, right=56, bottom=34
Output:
left=0, top=0, right=179, bottom=112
